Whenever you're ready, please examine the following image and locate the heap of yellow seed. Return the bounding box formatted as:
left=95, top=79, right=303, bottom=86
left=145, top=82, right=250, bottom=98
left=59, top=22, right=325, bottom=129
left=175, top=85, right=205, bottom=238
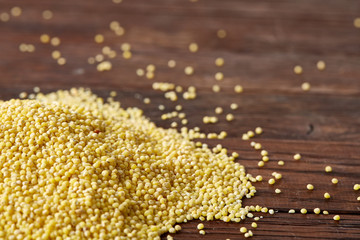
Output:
left=0, top=88, right=257, bottom=240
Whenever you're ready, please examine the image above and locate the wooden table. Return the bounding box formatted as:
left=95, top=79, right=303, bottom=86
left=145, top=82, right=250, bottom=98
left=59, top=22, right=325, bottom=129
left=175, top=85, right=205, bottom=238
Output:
left=0, top=0, right=359, bottom=239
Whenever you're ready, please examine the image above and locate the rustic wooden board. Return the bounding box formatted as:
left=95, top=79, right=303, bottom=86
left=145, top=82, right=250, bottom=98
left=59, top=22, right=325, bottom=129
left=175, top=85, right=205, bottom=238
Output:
left=0, top=0, right=359, bottom=239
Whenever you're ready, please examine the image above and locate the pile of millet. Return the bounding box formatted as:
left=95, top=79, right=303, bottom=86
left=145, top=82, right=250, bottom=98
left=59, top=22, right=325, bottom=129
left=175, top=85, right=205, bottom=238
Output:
left=0, top=88, right=257, bottom=240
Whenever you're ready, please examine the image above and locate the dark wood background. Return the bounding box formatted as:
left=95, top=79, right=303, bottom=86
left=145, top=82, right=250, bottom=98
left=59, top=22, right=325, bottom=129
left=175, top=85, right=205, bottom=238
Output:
left=0, top=0, right=360, bottom=239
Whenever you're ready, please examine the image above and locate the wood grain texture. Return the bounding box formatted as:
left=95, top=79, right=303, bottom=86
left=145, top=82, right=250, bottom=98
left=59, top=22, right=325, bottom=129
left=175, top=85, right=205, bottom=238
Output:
left=0, top=0, right=360, bottom=239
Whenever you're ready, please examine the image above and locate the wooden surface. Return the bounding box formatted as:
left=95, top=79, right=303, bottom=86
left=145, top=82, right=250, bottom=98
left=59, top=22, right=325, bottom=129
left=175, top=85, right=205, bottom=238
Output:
left=1, top=0, right=360, bottom=239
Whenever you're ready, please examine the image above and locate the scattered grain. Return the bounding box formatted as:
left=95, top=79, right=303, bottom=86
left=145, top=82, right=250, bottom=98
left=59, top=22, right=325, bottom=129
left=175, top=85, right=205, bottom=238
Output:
left=354, top=18, right=360, bottom=28
left=50, top=37, right=61, bottom=46
left=301, top=82, right=311, bottom=91
left=217, top=29, right=227, bottom=38
left=240, top=227, right=247, bottom=233
left=52, top=50, right=61, bottom=59
left=114, top=27, right=125, bottom=36
left=143, top=98, right=151, bottom=104
left=97, top=61, right=112, bottom=71
left=268, top=178, right=275, bottom=185
left=110, top=21, right=120, bottom=30
left=122, top=51, right=132, bottom=59
left=57, top=57, right=66, bottom=65
left=331, top=178, right=338, bottom=184
left=324, top=192, right=331, bottom=199
left=94, top=55, right=105, bottom=63
left=274, top=173, right=282, bottom=180
left=152, top=82, right=175, bottom=91
left=94, top=34, right=104, bottom=43
left=101, top=46, right=112, bottom=55
left=28, top=44, right=36, bottom=52
left=174, top=225, right=182, bottom=231
left=19, top=43, right=28, bottom=52
left=325, top=166, right=332, bottom=173
left=158, top=104, right=165, bottom=111
left=164, top=91, right=178, bottom=101
left=136, top=68, right=145, bottom=77
left=102, top=46, right=111, bottom=55
left=0, top=12, right=10, bottom=22
left=254, top=143, right=262, bottom=150
left=212, top=84, right=221, bottom=92
left=294, top=65, right=303, bottom=75
left=178, top=112, right=186, bottom=119
left=247, top=131, right=255, bottom=138
left=145, top=64, right=155, bottom=72
left=307, top=184, right=314, bottom=190
left=215, top=107, right=223, bottom=114
left=316, top=60, right=326, bottom=71
left=197, top=223, right=204, bottom=230
left=42, top=10, right=53, bottom=20
left=234, top=85, right=243, bottom=93
left=175, top=105, right=182, bottom=111
left=215, top=57, right=224, bottom=67
left=184, top=66, right=194, bottom=75
left=261, top=207, right=268, bottom=213
left=121, top=43, right=131, bottom=52
left=168, top=60, right=176, bottom=68
left=87, top=57, right=95, bottom=64
left=33, top=86, right=41, bottom=93
left=230, top=103, right=238, bottom=110
left=242, top=134, right=249, bottom=140
left=10, top=7, right=22, bottom=17
left=189, top=43, right=198, bottom=52
left=175, top=86, right=183, bottom=93
left=109, top=91, right=117, bottom=97
left=314, top=208, right=321, bottom=214
left=40, top=34, right=50, bottom=43
left=19, top=92, right=27, bottom=99
left=215, top=72, right=224, bottom=81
